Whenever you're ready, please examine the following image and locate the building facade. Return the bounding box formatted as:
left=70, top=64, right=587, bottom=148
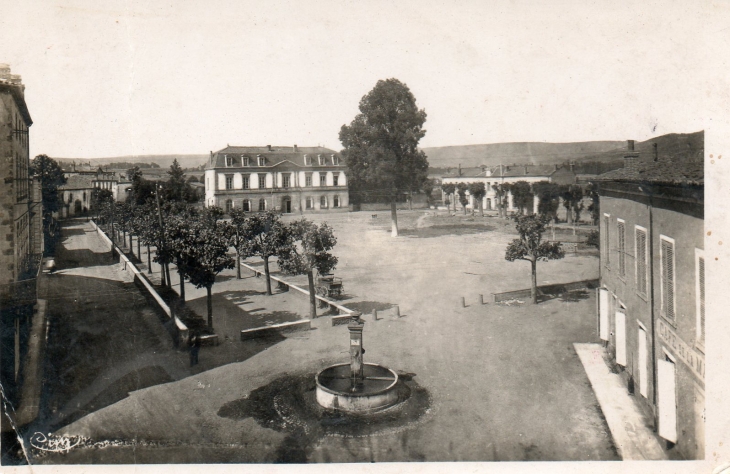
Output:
left=0, top=65, right=43, bottom=445
left=204, top=145, right=348, bottom=214
left=441, top=163, right=577, bottom=212
left=596, top=153, right=704, bottom=459
left=58, top=174, right=95, bottom=218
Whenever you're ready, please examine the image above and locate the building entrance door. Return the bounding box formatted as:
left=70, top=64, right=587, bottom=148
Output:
left=638, top=327, right=648, bottom=397
left=283, top=198, right=292, bottom=213
left=658, top=357, right=677, bottom=443
left=598, top=288, right=609, bottom=341
left=615, top=308, right=626, bottom=366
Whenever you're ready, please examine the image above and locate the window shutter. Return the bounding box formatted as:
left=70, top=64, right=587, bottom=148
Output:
left=636, top=229, right=647, bottom=294
left=604, top=215, right=610, bottom=265
left=662, top=239, right=675, bottom=319
left=618, top=221, right=625, bottom=276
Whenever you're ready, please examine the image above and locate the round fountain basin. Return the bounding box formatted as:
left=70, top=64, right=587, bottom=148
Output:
left=315, top=363, right=400, bottom=413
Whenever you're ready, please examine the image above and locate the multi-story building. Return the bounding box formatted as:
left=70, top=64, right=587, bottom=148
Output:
left=0, top=65, right=43, bottom=446
left=595, top=148, right=704, bottom=459
left=441, top=163, right=576, bottom=212
left=204, top=145, right=348, bottom=214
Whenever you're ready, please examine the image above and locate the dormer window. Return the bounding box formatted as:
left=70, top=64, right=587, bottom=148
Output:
left=331, top=154, right=339, bottom=165
left=257, top=155, right=266, bottom=166
left=243, top=156, right=250, bottom=167
left=225, top=155, right=233, bottom=167
left=304, top=155, right=312, bottom=166
left=318, top=154, right=325, bottom=165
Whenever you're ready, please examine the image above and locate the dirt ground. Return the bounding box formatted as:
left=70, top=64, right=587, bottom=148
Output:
left=34, top=210, right=615, bottom=463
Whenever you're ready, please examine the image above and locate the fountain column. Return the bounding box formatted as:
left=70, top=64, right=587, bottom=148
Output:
left=348, top=311, right=364, bottom=387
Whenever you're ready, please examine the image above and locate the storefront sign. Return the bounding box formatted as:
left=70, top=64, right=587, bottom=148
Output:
left=657, top=319, right=705, bottom=383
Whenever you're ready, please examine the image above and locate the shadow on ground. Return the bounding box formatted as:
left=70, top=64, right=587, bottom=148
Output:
left=398, top=224, right=495, bottom=238
left=217, top=371, right=430, bottom=463
left=343, top=301, right=395, bottom=314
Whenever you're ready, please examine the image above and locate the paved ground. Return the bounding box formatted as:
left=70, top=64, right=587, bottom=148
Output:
left=30, top=211, right=621, bottom=463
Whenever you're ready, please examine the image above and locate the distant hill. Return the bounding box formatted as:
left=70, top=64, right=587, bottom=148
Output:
left=421, top=131, right=704, bottom=169
left=53, top=154, right=208, bottom=170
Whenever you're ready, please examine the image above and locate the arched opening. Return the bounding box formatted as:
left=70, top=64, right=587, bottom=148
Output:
left=486, top=198, right=492, bottom=210
left=74, top=200, right=82, bottom=214
left=258, top=198, right=266, bottom=212
left=333, top=195, right=340, bottom=208
left=243, top=200, right=251, bottom=212
left=320, top=195, right=328, bottom=209
left=282, top=196, right=292, bottom=213
left=225, top=199, right=233, bottom=214
left=305, top=197, right=313, bottom=210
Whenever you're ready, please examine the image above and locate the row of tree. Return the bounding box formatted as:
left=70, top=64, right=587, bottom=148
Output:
left=97, top=198, right=338, bottom=328
left=441, top=180, right=600, bottom=224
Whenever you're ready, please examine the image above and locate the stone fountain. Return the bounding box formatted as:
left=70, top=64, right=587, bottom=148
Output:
left=315, top=311, right=401, bottom=413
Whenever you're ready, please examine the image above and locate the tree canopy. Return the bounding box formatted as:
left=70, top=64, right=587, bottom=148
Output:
left=505, top=214, right=565, bottom=304
left=339, top=78, right=429, bottom=236
left=30, top=154, right=66, bottom=216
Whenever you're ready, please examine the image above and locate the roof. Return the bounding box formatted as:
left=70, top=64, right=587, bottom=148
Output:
left=59, top=174, right=95, bottom=190
left=206, top=145, right=341, bottom=170
left=441, top=164, right=575, bottom=179
left=596, top=159, right=703, bottom=185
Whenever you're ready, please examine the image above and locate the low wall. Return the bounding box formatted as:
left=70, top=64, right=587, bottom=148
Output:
left=239, top=261, right=354, bottom=317
left=490, top=279, right=599, bottom=303
left=90, top=221, right=189, bottom=347
left=240, top=319, right=311, bottom=341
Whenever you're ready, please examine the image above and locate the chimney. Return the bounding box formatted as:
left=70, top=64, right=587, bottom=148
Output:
left=458, top=164, right=461, bottom=176
left=653, top=143, right=658, bottom=162
left=294, top=144, right=298, bottom=152
left=627, top=140, right=635, bottom=151
left=0, top=64, right=10, bottom=81
left=267, top=145, right=272, bottom=151
left=624, top=152, right=640, bottom=173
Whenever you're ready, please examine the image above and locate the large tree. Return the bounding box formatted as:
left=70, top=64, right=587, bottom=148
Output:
left=456, top=183, right=469, bottom=215
left=468, top=182, right=487, bottom=217
left=278, top=219, right=338, bottom=319
left=508, top=181, right=534, bottom=215
left=441, top=183, right=456, bottom=212
left=560, top=184, right=584, bottom=225
left=177, top=208, right=234, bottom=328
left=505, top=214, right=565, bottom=304
left=30, top=155, right=66, bottom=233
left=163, top=159, right=196, bottom=203
left=532, top=181, right=561, bottom=222
left=227, top=208, right=250, bottom=279
left=492, top=183, right=508, bottom=219
left=586, top=182, right=600, bottom=226
left=339, top=78, right=429, bottom=237
left=239, top=211, right=291, bottom=295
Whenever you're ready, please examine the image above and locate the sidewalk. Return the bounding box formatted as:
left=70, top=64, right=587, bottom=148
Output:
left=574, top=343, right=668, bottom=460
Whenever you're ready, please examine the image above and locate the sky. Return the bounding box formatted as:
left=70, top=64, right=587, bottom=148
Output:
left=1, top=0, right=729, bottom=158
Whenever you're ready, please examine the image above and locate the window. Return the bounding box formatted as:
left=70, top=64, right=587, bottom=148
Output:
left=332, top=154, right=339, bottom=165
left=333, top=195, right=340, bottom=208
left=257, top=155, right=265, bottom=166
left=320, top=196, right=327, bottom=208
left=243, top=176, right=250, bottom=189
left=259, top=174, right=266, bottom=189
left=304, top=155, right=312, bottom=166
left=320, top=174, right=327, bottom=186
left=225, top=199, right=233, bottom=213
left=306, top=197, right=313, bottom=209
left=243, top=200, right=251, bottom=212
left=305, top=174, right=312, bottom=187
left=696, top=249, right=705, bottom=345
left=603, top=214, right=610, bottom=266
left=333, top=174, right=339, bottom=186
left=243, top=156, right=250, bottom=166
left=660, top=236, right=676, bottom=320
left=283, top=174, right=291, bottom=188
left=258, top=198, right=266, bottom=211
left=225, top=155, right=233, bottom=167
left=617, top=219, right=626, bottom=277
left=318, top=154, right=325, bottom=165
left=635, top=226, right=648, bottom=296
left=225, top=175, right=233, bottom=190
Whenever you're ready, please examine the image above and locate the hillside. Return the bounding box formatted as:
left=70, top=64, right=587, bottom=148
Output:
left=421, top=131, right=704, bottom=169
left=53, top=154, right=208, bottom=170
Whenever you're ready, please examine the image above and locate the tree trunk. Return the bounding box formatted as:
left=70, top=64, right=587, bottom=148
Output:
left=463, top=201, right=467, bottom=215
left=179, top=269, right=185, bottom=302
left=165, top=263, right=172, bottom=289
left=264, top=256, right=272, bottom=295
left=530, top=258, right=538, bottom=304
left=566, top=205, right=573, bottom=225
left=236, top=250, right=241, bottom=279
left=206, top=285, right=213, bottom=329
left=479, top=198, right=484, bottom=217
left=137, top=237, right=141, bottom=261
left=147, top=245, right=152, bottom=274
left=390, top=199, right=399, bottom=237
left=129, top=232, right=133, bottom=253
left=307, top=269, right=317, bottom=319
